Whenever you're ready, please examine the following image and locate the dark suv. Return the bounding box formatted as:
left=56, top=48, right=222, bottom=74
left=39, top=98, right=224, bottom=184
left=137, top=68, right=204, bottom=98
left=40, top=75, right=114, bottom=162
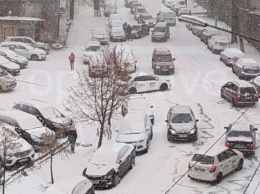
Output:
left=13, top=100, right=74, bottom=136
left=152, top=48, right=175, bottom=75
left=220, top=81, right=258, bottom=107
left=225, top=123, right=257, bottom=156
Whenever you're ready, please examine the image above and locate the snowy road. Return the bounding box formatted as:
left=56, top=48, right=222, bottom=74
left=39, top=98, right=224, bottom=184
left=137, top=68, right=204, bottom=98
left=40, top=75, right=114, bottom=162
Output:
left=3, top=0, right=260, bottom=193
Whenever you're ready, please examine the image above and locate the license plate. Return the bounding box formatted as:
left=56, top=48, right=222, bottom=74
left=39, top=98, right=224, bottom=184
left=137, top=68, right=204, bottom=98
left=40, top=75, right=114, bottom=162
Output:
left=179, top=134, right=187, bottom=138
left=162, top=69, right=168, bottom=71
left=91, top=180, right=100, bottom=184
left=19, top=158, right=29, bottom=163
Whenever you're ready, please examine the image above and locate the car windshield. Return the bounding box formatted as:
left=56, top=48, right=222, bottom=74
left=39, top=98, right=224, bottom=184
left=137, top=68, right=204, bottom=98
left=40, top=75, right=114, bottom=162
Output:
left=42, top=107, right=63, bottom=119
left=91, top=152, right=116, bottom=165
left=0, top=68, right=8, bottom=77
left=192, top=154, right=214, bottom=165
left=154, top=27, right=165, bottom=32
left=228, top=130, right=252, bottom=138
left=155, top=54, right=172, bottom=62
left=240, top=87, right=256, bottom=94
left=85, top=46, right=100, bottom=52
left=132, top=26, right=141, bottom=30
left=171, top=113, right=192, bottom=123
left=144, top=16, right=153, bottom=20
left=18, top=117, right=43, bottom=130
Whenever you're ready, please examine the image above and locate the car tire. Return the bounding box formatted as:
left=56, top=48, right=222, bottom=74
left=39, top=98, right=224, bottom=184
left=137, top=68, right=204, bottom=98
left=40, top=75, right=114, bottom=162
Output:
left=129, top=156, right=135, bottom=170
left=31, top=54, right=39, bottom=61
left=129, top=87, right=137, bottom=94
left=112, top=173, right=120, bottom=187
left=237, top=159, right=243, bottom=171
left=213, top=173, right=222, bottom=185
left=220, top=90, right=225, bottom=99
left=160, top=83, right=168, bottom=91
left=232, top=99, right=238, bottom=107
left=238, top=71, right=243, bottom=79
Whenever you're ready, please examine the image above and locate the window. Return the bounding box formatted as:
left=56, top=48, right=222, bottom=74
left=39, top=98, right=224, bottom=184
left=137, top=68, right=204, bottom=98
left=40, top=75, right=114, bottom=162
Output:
left=29, top=106, right=40, bottom=116
left=217, top=152, right=227, bottom=162
left=146, top=76, right=156, bottom=81
left=134, top=76, right=145, bottom=81
left=225, top=149, right=236, bottom=159
left=192, top=154, right=214, bottom=164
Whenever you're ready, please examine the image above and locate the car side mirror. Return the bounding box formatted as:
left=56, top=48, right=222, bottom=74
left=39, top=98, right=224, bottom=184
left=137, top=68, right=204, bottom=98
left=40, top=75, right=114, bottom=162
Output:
left=117, top=159, right=122, bottom=164
left=224, top=124, right=232, bottom=131
left=165, top=120, right=168, bottom=123
left=195, top=119, right=199, bottom=122
left=172, top=58, right=176, bottom=61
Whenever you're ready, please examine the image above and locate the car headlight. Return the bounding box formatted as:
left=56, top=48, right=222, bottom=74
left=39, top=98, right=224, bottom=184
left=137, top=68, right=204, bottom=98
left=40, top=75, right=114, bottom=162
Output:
left=170, top=66, right=174, bottom=68
left=170, top=129, right=176, bottom=135
left=190, top=128, right=196, bottom=134
left=104, top=169, right=114, bottom=179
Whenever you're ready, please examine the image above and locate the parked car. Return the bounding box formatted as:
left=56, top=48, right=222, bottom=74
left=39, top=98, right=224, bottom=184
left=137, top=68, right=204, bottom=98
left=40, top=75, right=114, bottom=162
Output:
left=177, top=7, right=191, bottom=16
left=45, top=176, right=94, bottom=194
left=151, top=22, right=170, bottom=42
left=139, top=14, right=155, bottom=27
left=152, top=47, right=175, bottom=75
left=166, top=105, right=199, bottom=142
left=0, top=109, right=54, bottom=150
left=249, top=76, right=260, bottom=95
left=12, top=100, right=74, bottom=134
left=130, top=3, right=143, bottom=14
left=131, top=24, right=150, bottom=39
left=192, top=26, right=206, bottom=37
left=121, top=96, right=154, bottom=124
left=83, top=41, right=101, bottom=64
left=4, top=36, right=50, bottom=54
left=134, top=6, right=147, bottom=21
left=188, top=146, right=244, bottom=184
left=91, top=27, right=110, bottom=45
left=0, top=42, right=46, bottom=61
left=116, top=111, right=153, bottom=153
left=207, top=35, right=230, bottom=54
left=232, top=58, right=260, bottom=80
left=83, top=143, right=135, bottom=188
left=200, top=29, right=221, bottom=45
left=0, top=67, right=17, bottom=91
left=0, top=47, right=28, bottom=69
left=220, top=80, right=258, bottom=107
left=127, top=72, right=171, bottom=93
left=125, top=0, right=137, bottom=7
left=108, top=19, right=124, bottom=29
left=0, top=123, right=35, bottom=169
left=225, top=123, right=257, bottom=156
left=0, top=56, right=20, bottom=76
left=110, top=27, right=127, bottom=42
left=220, top=48, right=244, bottom=67
left=108, top=13, right=121, bottom=22
left=156, top=11, right=176, bottom=26
left=164, top=0, right=174, bottom=7
left=186, top=23, right=194, bottom=31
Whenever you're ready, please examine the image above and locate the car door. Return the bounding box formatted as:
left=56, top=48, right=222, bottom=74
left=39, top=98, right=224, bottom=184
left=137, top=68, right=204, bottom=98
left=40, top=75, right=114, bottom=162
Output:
left=217, top=151, right=230, bottom=176
left=145, top=75, right=158, bottom=91
left=15, top=45, right=30, bottom=59
left=134, top=76, right=146, bottom=92
left=225, top=149, right=239, bottom=172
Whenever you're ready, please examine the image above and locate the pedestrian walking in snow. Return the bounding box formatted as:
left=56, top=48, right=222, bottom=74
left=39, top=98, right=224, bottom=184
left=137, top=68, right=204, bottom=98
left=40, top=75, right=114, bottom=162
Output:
left=127, top=25, right=132, bottom=41
left=68, top=52, right=75, bottom=70
left=67, top=126, right=78, bottom=153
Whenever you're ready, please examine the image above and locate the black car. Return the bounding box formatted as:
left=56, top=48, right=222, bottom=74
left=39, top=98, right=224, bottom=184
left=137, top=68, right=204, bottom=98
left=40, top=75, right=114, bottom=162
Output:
left=221, top=81, right=258, bottom=107
left=131, top=24, right=150, bottom=39
left=13, top=100, right=74, bottom=136
left=225, top=123, right=257, bottom=156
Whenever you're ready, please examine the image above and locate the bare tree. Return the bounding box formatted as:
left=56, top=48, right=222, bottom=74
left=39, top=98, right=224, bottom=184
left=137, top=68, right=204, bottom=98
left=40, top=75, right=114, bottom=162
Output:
left=65, top=46, right=131, bottom=148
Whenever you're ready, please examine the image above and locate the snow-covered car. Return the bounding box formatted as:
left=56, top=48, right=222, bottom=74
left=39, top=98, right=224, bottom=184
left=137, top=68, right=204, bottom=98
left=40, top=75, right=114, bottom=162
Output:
left=125, top=0, right=137, bottom=7
left=110, top=27, right=127, bottom=42
left=0, top=56, right=20, bottom=76
left=83, top=41, right=101, bottom=64
left=207, top=35, right=230, bottom=54
left=200, top=29, right=221, bottom=45
left=13, top=100, right=74, bottom=134
left=249, top=76, right=260, bottom=95
left=0, top=67, right=17, bottom=91
left=45, top=176, right=94, bottom=194
left=166, top=105, right=199, bottom=142
left=0, top=109, right=55, bottom=151
left=83, top=143, right=135, bottom=188
left=220, top=48, right=244, bottom=66
left=0, top=47, right=29, bottom=69
left=192, top=26, right=206, bottom=37
left=232, top=58, right=260, bottom=80
left=108, top=13, right=121, bottom=22
left=0, top=123, right=35, bottom=168
left=127, top=72, right=171, bottom=93
left=220, top=80, right=258, bottom=107
left=0, top=42, right=46, bottom=61
left=130, top=3, right=143, bottom=14
left=116, top=111, right=153, bottom=153
left=225, top=123, right=257, bottom=156
left=188, top=146, right=244, bottom=184
left=139, top=14, right=156, bottom=27
left=108, top=19, right=124, bottom=29
left=91, top=27, right=110, bottom=45
left=156, top=11, right=176, bottom=26
left=177, top=7, right=191, bottom=16
left=121, top=96, right=154, bottom=124
left=131, top=24, right=150, bottom=39
left=151, top=22, right=170, bottom=42
left=4, top=36, right=50, bottom=54
left=134, top=6, right=147, bottom=21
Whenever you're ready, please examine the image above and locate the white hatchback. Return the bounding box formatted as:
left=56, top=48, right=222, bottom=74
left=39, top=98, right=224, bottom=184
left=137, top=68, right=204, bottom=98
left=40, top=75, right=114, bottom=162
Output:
left=83, top=40, right=101, bottom=64
left=188, top=146, right=244, bottom=184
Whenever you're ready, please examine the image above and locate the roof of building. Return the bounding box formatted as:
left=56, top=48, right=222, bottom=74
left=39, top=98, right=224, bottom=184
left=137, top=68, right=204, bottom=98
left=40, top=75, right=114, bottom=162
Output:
left=0, top=16, right=43, bottom=22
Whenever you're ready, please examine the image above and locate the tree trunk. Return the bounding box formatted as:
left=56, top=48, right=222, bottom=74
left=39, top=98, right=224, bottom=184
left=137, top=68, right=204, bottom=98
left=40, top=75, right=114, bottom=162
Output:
left=50, top=151, right=54, bottom=184
left=231, top=0, right=238, bottom=43
left=97, top=124, right=104, bottom=148
left=2, top=169, right=5, bottom=194
left=239, top=36, right=245, bottom=52
left=94, top=0, right=101, bottom=17
left=70, top=0, right=75, bottom=20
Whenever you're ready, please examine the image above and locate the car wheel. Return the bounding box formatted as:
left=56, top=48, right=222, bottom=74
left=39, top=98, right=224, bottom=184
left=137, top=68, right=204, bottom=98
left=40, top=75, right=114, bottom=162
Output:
left=213, top=173, right=222, bottom=185
left=232, top=99, right=238, bottom=107
left=129, top=156, right=135, bottom=170
left=220, top=90, right=225, bottom=99
left=129, top=87, right=137, bottom=94
left=112, top=173, right=120, bottom=187
left=212, top=49, right=216, bottom=54
left=237, top=159, right=243, bottom=171
left=160, top=83, right=168, bottom=91
left=31, top=54, right=39, bottom=61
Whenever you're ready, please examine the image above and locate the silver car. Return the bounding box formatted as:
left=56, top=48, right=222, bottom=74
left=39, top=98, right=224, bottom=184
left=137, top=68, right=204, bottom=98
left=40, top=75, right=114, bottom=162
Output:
left=0, top=47, right=29, bottom=68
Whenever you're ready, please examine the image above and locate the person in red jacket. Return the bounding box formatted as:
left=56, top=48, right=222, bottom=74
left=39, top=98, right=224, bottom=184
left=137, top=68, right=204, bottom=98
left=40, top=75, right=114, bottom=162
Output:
left=68, top=52, right=75, bottom=70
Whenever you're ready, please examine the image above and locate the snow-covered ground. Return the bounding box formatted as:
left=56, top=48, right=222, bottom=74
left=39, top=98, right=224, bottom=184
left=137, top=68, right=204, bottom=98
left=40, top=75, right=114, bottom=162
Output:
left=2, top=0, right=260, bottom=193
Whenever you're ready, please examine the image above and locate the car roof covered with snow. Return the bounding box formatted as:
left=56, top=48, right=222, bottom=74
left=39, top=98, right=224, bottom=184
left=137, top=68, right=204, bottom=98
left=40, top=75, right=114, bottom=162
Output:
left=253, top=76, right=260, bottom=86
left=45, top=176, right=93, bottom=194
left=221, top=48, right=244, bottom=57
left=154, top=47, right=171, bottom=55
left=171, top=105, right=191, bottom=114
left=237, top=58, right=258, bottom=67
left=86, top=40, right=101, bottom=47
left=196, top=146, right=228, bottom=157
left=232, top=80, right=257, bottom=88
left=0, top=41, right=33, bottom=48
left=229, top=123, right=250, bottom=132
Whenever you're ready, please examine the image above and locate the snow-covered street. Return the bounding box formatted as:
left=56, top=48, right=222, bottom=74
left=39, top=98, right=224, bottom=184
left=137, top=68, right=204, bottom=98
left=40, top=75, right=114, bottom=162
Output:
left=2, top=0, right=260, bottom=193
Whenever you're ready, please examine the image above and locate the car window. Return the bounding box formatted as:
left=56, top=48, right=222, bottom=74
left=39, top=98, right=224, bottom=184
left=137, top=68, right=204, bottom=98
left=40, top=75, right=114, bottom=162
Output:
left=192, top=154, right=214, bottom=165
left=167, top=110, right=172, bottom=121
left=171, top=113, right=192, bottom=123
left=23, top=38, right=32, bottom=43
left=0, top=116, right=19, bottom=127
left=217, top=152, right=227, bottom=162
left=134, top=76, right=145, bottom=81
left=18, top=45, right=26, bottom=50
left=146, top=76, right=156, bottom=81
left=29, top=106, right=40, bottom=116
left=225, top=149, right=236, bottom=159
left=19, top=104, right=31, bottom=114
left=0, top=51, right=6, bottom=57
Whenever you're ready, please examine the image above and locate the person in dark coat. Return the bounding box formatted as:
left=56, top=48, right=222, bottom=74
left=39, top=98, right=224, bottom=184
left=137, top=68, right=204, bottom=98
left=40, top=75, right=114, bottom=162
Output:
left=67, top=126, right=78, bottom=153
left=123, top=22, right=128, bottom=33
left=127, top=25, right=132, bottom=41
left=68, top=52, right=75, bottom=71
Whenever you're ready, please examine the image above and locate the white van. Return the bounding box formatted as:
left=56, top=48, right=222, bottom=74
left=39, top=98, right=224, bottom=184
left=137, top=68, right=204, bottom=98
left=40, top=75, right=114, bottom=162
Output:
left=0, top=67, right=17, bottom=91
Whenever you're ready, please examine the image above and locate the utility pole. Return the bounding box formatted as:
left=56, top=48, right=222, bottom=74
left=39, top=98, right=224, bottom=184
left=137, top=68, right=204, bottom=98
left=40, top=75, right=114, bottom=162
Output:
left=94, top=0, right=101, bottom=17
left=70, top=0, right=75, bottom=20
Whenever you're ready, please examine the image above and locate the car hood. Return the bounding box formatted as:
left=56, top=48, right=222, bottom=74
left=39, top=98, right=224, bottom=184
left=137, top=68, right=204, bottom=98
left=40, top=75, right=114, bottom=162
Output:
left=227, top=136, right=253, bottom=143
left=153, top=32, right=165, bottom=36
left=0, top=61, right=20, bottom=69
left=117, top=133, right=144, bottom=143
left=155, top=62, right=174, bottom=67
left=170, top=122, right=195, bottom=133
left=48, top=117, right=72, bottom=126
left=132, top=30, right=140, bottom=34
left=86, top=163, right=114, bottom=177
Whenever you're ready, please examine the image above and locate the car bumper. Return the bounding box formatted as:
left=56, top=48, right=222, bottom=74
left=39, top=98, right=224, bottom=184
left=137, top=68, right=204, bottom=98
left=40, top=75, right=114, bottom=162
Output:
left=240, top=72, right=260, bottom=79
left=168, top=132, right=197, bottom=141
left=188, top=171, right=216, bottom=182
left=2, top=82, right=17, bottom=91
left=5, top=151, right=35, bottom=167
left=84, top=174, right=113, bottom=189
left=131, top=33, right=140, bottom=38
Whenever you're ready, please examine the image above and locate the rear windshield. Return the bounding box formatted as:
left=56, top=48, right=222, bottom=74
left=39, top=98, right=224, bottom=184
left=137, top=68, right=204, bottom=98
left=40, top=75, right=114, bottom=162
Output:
left=155, top=54, right=172, bottom=62
left=240, top=87, right=256, bottom=94
left=228, top=130, right=252, bottom=138
left=192, top=154, right=214, bottom=165
left=154, top=27, right=166, bottom=32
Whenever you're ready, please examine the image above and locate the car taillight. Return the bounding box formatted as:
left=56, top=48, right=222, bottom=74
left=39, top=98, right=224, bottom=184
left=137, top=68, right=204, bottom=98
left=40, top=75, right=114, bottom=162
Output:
left=255, top=93, right=259, bottom=99
left=248, top=143, right=254, bottom=149
left=210, top=166, right=216, bottom=173
left=236, top=93, right=241, bottom=100
left=226, top=142, right=231, bottom=148
left=188, top=162, right=191, bottom=169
